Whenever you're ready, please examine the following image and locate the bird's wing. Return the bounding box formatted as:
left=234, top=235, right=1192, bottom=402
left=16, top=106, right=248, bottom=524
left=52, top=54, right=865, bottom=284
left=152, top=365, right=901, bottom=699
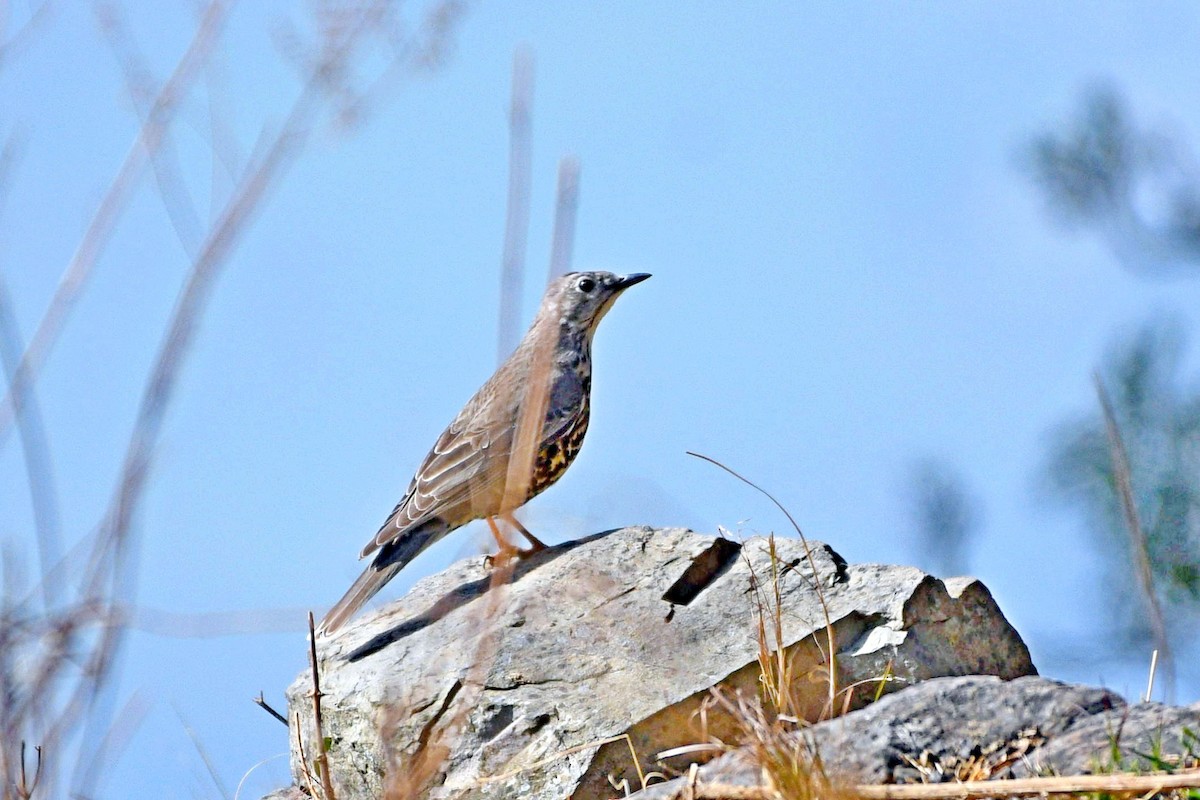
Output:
left=359, top=411, right=514, bottom=558
left=359, top=345, right=582, bottom=560
left=358, top=403, right=587, bottom=560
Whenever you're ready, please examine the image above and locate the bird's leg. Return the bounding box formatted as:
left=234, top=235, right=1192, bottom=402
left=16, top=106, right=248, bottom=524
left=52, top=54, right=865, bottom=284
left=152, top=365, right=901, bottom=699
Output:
left=501, top=511, right=548, bottom=553
left=482, top=516, right=546, bottom=570
left=483, top=517, right=521, bottom=570
left=485, top=517, right=520, bottom=560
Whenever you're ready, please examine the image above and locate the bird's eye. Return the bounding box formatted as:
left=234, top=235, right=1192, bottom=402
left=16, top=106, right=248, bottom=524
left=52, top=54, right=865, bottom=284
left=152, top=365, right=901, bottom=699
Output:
left=577, top=277, right=596, bottom=293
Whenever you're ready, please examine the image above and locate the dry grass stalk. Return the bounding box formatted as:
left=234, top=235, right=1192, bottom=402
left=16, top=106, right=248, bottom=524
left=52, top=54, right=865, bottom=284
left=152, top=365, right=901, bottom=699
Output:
left=0, top=134, right=64, bottom=614
left=547, top=155, right=581, bottom=281
left=95, top=2, right=206, bottom=257
left=744, top=534, right=804, bottom=720
left=0, top=2, right=53, bottom=73
left=472, top=732, right=654, bottom=788
left=11, top=742, right=42, bottom=800
left=1144, top=648, right=1160, bottom=703
left=497, top=48, right=534, bottom=363
left=47, top=4, right=402, bottom=784
left=381, top=313, right=558, bottom=795
left=294, top=711, right=319, bottom=799
left=1, top=3, right=466, bottom=795
left=855, top=769, right=1200, bottom=799
left=0, top=5, right=232, bottom=792
left=379, top=46, right=589, bottom=793
left=382, top=322, right=555, bottom=795
left=669, top=768, right=1200, bottom=800
left=677, top=462, right=910, bottom=800
left=1093, top=373, right=1175, bottom=698
left=686, top=453, right=840, bottom=720
left=380, top=551, right=518, bottom=799
left=307, top=612, right=336, bottom=800
left=703, top=687, right=854, bottom=800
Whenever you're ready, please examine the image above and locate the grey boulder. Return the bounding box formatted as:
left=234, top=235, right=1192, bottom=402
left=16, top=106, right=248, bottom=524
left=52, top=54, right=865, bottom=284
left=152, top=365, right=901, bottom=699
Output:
left=283, top=526, right=1035, bottom=799
left=631, top=675, right=1200, bottom=798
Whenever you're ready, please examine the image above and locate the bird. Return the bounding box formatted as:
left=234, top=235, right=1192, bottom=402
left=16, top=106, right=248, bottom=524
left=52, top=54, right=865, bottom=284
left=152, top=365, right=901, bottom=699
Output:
left=318, top=270, right=651, bottom=634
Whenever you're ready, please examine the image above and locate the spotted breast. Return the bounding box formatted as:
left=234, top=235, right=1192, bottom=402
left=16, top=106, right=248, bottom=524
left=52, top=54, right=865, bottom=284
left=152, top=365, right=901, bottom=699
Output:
left=528, top=408, right=590, bottom=500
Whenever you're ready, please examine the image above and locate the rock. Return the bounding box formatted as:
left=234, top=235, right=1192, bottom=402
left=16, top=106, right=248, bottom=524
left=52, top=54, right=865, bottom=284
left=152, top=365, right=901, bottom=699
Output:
left=282, top=527, right=1035, bottom=799
left=259, top=789, right=307, bottom=800
left=1008, top=700, right=1200, bottom=776
left=629, top=676, right=1200, bottom=798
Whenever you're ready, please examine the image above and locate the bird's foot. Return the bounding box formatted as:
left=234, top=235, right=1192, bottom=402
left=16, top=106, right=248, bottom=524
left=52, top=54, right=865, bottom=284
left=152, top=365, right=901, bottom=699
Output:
left=486, top=515, right=548, bottom=560
left=483, top=543, right=541, bottom=570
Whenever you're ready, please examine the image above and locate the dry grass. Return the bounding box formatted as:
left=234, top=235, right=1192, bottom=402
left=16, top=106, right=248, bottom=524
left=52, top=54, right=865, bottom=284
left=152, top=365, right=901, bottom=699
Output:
left=686, top=454, right=841, bottom=722
left=359, top=40, right=599, bottom=799
left=0, top=3, right=467, bottom=796
left=1093, top=373, right=1176, bottom=698
left=674, top=515, right=1200, bottom=800
left=669, top=460, right=881, bottom=800
left=669, top=769, right=1200, bottom=800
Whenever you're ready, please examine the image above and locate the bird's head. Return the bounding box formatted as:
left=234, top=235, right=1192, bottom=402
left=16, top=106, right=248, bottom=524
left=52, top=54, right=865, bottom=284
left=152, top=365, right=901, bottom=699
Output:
left=547, top=270, right=651, bottom=334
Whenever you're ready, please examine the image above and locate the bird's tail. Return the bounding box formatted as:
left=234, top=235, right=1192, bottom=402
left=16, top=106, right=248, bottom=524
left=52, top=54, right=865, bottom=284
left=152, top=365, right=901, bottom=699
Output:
left=317, top=519, right=447, bottom=636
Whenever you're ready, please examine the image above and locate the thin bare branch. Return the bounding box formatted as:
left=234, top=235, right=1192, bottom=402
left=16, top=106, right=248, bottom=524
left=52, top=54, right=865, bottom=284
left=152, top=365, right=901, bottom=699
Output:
left=337, top=0, right=471, bottom=128
left=2, top=3, right=467, bottom=796
left=0, top=0, right=53, bottom=73
left=79, top=0, right=380, bottom=719
left=95, top=2, right=204, bottom=257
left=14, top=741, right=44, bottom=800
left=0, top=134, right=64, bottom=611
left=34, top=6, right=390, bottom=789
left=0, top=0, right=232, bottom=449
left=205, top=60, right=244, bottom=215
left=254, top=693, right=289, bottom=727
left=178, top=708, right=233, bottom=800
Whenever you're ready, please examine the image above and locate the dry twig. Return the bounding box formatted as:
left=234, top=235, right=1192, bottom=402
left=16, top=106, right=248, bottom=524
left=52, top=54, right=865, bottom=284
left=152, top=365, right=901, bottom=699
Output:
left=308, top=612, right=336, bottom=800
left=0, top=0, right=232, bottom=448
left=1093, top=373, right=1175, bottom=698
left=666, top=768, right=1200, bottom=799
left=1, top=3, right=456, bottom=794
left=0, top=134, right=64, bottom=612
left=255, top=692, right=289, bottom=728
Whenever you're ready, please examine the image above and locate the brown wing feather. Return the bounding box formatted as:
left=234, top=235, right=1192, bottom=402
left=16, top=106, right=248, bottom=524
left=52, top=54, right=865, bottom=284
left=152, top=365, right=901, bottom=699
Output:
left=359, top=420, right=511, bottom=558
left=357, top=335, right=586, bottom=560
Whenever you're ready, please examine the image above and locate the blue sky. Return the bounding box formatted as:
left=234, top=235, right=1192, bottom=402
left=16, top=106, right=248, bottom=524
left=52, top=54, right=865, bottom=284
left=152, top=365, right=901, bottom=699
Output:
left=3, top=3, right=1200, bottom=796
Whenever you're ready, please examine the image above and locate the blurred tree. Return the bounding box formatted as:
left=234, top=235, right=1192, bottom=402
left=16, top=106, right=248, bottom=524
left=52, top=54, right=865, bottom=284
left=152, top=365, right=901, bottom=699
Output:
left=1029, top=86, right=1200, bottom=275
left=1043, top=321, right=1200, bottom=647
left=906, top=457, right=978, bottom=577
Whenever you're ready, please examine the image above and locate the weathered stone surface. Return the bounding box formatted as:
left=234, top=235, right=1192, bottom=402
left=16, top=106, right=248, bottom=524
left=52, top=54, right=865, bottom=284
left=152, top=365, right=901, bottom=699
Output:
left=259, top=789, right=307, bottom=800
left=282, top=527, right=1035, bottom=799
left=630, top=676, right=1200, bottom=798
left=1008, top=700, right=1200, bottom=776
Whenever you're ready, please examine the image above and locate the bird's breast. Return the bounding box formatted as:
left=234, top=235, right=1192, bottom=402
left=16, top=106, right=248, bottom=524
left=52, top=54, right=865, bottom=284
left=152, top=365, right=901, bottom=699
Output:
left=527, top=408, right=590, bottom=500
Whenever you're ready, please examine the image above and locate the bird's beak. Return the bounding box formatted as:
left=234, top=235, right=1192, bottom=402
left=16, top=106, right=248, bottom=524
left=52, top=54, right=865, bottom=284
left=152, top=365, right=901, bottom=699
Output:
left=614, top=273, right=651, bottom=290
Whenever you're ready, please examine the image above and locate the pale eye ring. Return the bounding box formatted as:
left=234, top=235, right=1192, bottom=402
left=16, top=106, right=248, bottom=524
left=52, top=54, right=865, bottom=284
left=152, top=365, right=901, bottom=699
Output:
left=577, top=277, right=596, bottom=293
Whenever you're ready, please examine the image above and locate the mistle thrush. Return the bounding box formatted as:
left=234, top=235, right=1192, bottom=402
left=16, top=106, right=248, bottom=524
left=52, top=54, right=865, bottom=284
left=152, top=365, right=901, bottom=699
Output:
left=318, top=271, right=650, bottom=634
